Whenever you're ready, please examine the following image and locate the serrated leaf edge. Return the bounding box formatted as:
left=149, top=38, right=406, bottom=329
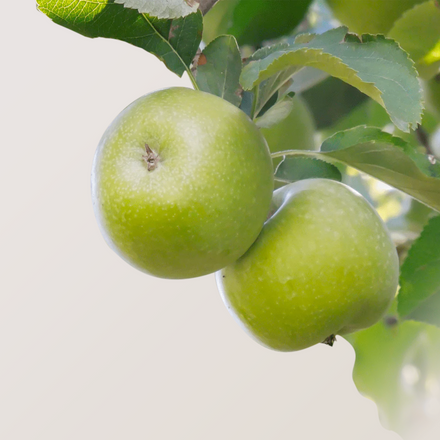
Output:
left=114, top=0, right=199, bottom=19
left=241, top=28, right=423, bottom=132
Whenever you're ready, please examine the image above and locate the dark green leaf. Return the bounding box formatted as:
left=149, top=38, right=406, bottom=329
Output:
left=398, top=216, right=440, bottom=325
left=275, top=157, right=342, bottom=183
left=241, top=27, right=423, bottom=132
left=36, top=0, right=203, bottom=76
left=196, top=35, right=242, bottom=107
left=319, top=98, right=392, bottom=139
left=302, top=76, right=368, bottom=130
left=203, top=0, right=312, bottom=47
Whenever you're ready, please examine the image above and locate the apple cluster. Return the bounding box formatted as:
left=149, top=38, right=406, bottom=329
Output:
left=91, top=87, right=399, bottom=352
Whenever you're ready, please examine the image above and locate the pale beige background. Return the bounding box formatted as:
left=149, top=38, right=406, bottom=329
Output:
left=1, top=3, right=403, bottom=439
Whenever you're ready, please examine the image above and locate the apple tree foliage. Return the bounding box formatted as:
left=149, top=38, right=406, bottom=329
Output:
left=37, top=0, right=440, bottom=437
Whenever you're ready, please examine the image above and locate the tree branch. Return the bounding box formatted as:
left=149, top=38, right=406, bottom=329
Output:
left=198, top=0, right=219, bottom=15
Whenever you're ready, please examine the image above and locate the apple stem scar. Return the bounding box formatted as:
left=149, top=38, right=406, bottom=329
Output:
left=322, top=334, right=337, bottom=347
left=142, top=144, right=160, bottom=171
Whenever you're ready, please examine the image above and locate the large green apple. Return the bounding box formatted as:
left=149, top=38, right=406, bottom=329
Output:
left=217, top=179, right=399, bottom=351
left=92, top=87, right=274, bottom=279
left=326, top=0, right=424, bottom=35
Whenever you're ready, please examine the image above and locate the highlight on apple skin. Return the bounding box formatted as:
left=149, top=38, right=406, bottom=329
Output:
left=91, top=87, right=274, bottom=279
left=217, top=179, right=400, bottom=352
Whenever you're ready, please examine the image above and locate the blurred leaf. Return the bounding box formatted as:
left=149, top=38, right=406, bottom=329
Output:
left=386, top=198, right=434, bottom=251
left=302, top=76, right=368, bottom=129
left=398, top=216, right=440, bottom=325
left=320, top=95, right=440, bottom=149
left=196, top=35, right=242, bottom=106
left=241, top=27, right=423, bottom=132
left=36, top=0, right=203, bottom=77
left=388, top=0, right=440, bottom=80
left=347, top=319, right=440, bottom=437
left=203, top=0, right=312, bottom=47
left=275, top=157, right=342, bottom=183
left=255, top=93, right=295, bottom=129
left=319, top=127, right=440, bottom=211
left=114, top=0, right=198, bottom=18
left=320, top=98, right=392, bottom=138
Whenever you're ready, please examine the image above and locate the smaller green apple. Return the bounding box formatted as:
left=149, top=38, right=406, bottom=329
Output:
left=326, top=0, right=424, bottom=35
left=260, top=95, right=317, bottom=189
left=217, top=179, right=399, bottom=351
left=260, top=95, right=317, bottom=160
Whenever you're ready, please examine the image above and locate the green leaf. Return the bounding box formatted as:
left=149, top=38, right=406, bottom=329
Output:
left=388, top=0, right=440, bottom=80
left=255, top=93, right=295, bottom=129
left=36, top=0, right=203, bottom=77
left=275, top=157, right=342, bottom=183
left=203, top=0, right=313, bottom=47
left=318, top=126, right=440, bottom=211
left=195, top=35, right=242, bottom=107
left=240, top=27, right=423, bottom=132
left=347, top=319, right=440, bottom=435
left=114, top=0, right=199, bottom=19
left=398, top=216, right=440, bottom=325
left=260, top=95, right=317, bottom=167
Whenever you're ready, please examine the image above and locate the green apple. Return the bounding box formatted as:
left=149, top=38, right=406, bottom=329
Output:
left=261, top=95, right=317, bottom=189
left=92, top=87, right=274, bottom=279
left=326, top=0, right=424, bottom=35
left=260, top=95, right=317, bottom=161
left=217, top=179, right=399, bottom=351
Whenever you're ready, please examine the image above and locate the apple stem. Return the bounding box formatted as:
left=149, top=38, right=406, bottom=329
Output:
left=322, top=334, right=337, bottom=346
left=198, top=0, right=219, bottom=15
left=142, top=144, right=160, bottom=171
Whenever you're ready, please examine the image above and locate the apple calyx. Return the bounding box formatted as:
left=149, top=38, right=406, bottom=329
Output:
left=322, top=334, right=337, bottom=347
left=142, top=144, right=160, bottom=171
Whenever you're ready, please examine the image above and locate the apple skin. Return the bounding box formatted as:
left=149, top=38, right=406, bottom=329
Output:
left=260, top=95, right=317, bottom=162
left=217, top=179, right=399, bottom=351
left=92, top=87, right=274, bottom=279
left=261, top=96, right=317, bottom=189
left=326, top=0, right=424, bottom=35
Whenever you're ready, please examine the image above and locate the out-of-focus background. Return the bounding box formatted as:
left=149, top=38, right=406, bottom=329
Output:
left=0, top=3, right=407, bottom=439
